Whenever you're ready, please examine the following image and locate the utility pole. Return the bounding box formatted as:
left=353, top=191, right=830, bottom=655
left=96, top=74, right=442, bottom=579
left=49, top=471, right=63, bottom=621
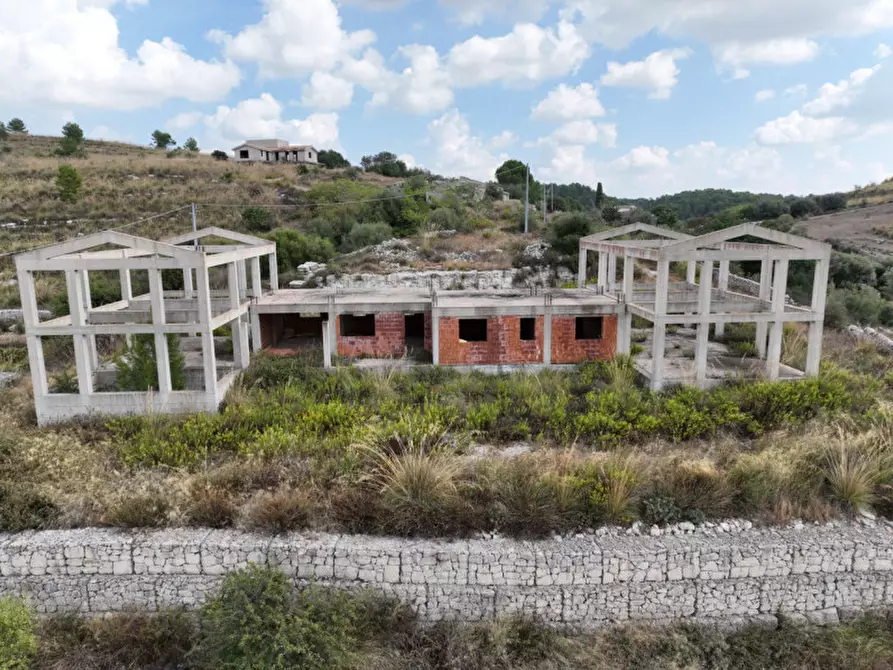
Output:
left=191, top=202, right=197, bottom=233
left=543, top=182, right=547, bottom=228
left=523, top=164, right=530, bottom=234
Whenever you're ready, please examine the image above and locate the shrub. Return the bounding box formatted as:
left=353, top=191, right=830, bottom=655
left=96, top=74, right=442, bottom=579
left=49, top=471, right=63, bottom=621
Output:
left=342, top=222, right=393, bottom=252
left=104, top=493, right=171, bottom=528
left=0, top=482, right=58, bottom=531
left=480, top=460, right=565, bottom=537
left=242, top=488, right=314, bottom=534
left=266, top=228, right=336, bottom=274
left=193, top=566, right=358, bottom=670
left=820, top=443, right=889, bottom=514
left=242, top=206, right=275, bottom=232
left=641, top=492, right=682, bottom=526
left=211, top=149, right=229, bottom=161
left=659, top=459, right=734, bottom=520
left=187, top=484, right=237, bottom=528
left=56, top=164, right=82, bottom=202
left=0, top=597, right=36, bottom=669
left=115, top=334, right=186, bottom=391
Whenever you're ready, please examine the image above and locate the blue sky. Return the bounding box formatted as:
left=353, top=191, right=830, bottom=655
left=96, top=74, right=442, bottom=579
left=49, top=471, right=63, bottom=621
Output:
left=3, top=0, right=893, bottom=197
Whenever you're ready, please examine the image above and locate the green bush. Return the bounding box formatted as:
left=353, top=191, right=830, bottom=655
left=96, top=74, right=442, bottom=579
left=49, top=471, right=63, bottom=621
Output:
left=242, top=206, right=275, bottom=232
left=0, top=597, right=36, bottom=669
left=266, top=228, right=336, bottom=274
left=55, top=164, right=82, bottom=203
left=342, top=222, right=393, bottom=252
left=193, top=566, right=359, bottom=670
left=115, top=334, right=186, bottom=392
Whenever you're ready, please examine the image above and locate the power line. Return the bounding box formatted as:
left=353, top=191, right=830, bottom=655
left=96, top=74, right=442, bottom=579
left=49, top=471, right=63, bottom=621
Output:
left=196, top=191, right=427, bottom=210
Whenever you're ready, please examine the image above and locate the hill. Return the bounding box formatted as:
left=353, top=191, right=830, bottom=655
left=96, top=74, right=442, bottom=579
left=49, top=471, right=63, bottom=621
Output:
left=626, top=188, right=792, bottom=220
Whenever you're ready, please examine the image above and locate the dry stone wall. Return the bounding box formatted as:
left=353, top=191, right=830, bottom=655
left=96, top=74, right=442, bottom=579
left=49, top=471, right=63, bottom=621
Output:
left=2, top=521, right=893, bottom=628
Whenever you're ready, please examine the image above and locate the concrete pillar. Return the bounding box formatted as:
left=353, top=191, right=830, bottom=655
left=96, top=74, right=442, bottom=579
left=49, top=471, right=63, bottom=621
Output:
left=695, top=261, right=713, bottom=387
left=431, top=296, right=440, bottom=366
left=237, top=260, right=248, bottom=302
left=250, top=258, right=263, bottom=352
left=715, top=260, right=730, bottom=338
left=148, top=268, right=172, bottom=394
left=227, top=262, right=250, bottom=370
left=17, top=269, right=47, bottom=398
left=119, top=269, right=132, bottom=302
left=607, top=253, right=617, bottom=292
left=81, top=270, right=98, bottom=369
left=766, top=259, right=789, bottom=381
left=618, top=256, right=635, bottom=356
left=183, top=268, right=194, bottom=299
left=269, top=252, right=279, bottom=292
left=195, top=266, right=218, bottom=400
left=597, top=251, right=608, bottom=287
left=687, top=261, right=697, bottom=285
left=577, top=247, right=587, bottom=288
left=756, top=257, right=772, bottom=358
left=806, top=256, right=830, bottom=376
left=325, top=295, right=337, bottom=369
left=543, top=294, right=552, bottom=365
left=66, top=270, right=93, bottom=396
left=322, top=320, right=332, bottom=368
left=651, top=260, right=670, bottom=390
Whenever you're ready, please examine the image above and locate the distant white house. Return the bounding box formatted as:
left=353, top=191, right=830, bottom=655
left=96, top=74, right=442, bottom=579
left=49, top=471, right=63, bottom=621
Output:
left=232, top=139, right=319, bottom=165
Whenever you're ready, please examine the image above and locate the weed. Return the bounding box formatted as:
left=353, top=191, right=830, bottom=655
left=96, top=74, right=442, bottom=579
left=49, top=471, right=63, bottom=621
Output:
left=0, top=596, right=36, bottom=669
left=242, top=488, right=314, bottom=533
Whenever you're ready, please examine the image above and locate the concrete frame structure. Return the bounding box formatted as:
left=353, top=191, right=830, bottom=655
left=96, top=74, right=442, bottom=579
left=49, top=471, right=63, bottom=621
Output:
left=15, top=227, right=276, bottom=426
left=579, top=222, right=831, bottom=390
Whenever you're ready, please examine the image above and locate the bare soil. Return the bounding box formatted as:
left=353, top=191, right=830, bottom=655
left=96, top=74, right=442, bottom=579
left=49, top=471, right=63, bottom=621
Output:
left=793, top=202, right=893, bottom=257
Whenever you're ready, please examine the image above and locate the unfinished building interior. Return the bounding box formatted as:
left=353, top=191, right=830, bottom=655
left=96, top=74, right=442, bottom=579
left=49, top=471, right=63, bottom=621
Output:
left=15, top=221, right=831, bottom=423
left=578, top=222, right=831, bottom=390
left=15, top=227, right=276, bottom=426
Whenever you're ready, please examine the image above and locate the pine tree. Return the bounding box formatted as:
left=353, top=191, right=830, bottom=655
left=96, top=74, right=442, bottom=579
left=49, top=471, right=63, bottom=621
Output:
left=595, top=182, right=605, bottom=209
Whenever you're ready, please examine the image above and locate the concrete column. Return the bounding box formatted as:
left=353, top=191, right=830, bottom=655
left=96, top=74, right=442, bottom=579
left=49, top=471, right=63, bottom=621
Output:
left=543, top=294, right=552, bottom=365
left=17, top=269, right=47, bottom=398
left=183, top=268, right=194, bottom=299
left=431, top=293, right=440, bottom=366
left=651, top=260, right=670, bottom=390
left=269, top=252, right=279, bottom=292
left=756, top=257, right=772, bottom=358
left=687, top=261, right=697, bottom=285
left=577, top=247, right=587, bottom=288
left=607, top=253, right=617, bottom=292
left=66, top=270, right=93, bottom=396
left=766, top=259, right=789, bottom=381
left=806, top=256, right=830, bottom=376
left=119, top=269, right=132, bottom=302
left=250, top=258, right=263, bottom=352
left=227, top=262, right=250, bottom=370
left=81, top=270, right=98, bottom=369
left=715, top=260, right=730, bottom=338
left=325, top=294, right=337, bottom=369
left=195, top=266, right=218, bottom=400
left=597, top=251, right=608, bottom=287
left=695, top=261, right=714, bottom=388
left=237, top=260, right=248, bottom=302
left=322, top=320, right=332, bottom=368
left=148, top=268, right=172, bottom=394
left=618, top=256, right=635, bottom=356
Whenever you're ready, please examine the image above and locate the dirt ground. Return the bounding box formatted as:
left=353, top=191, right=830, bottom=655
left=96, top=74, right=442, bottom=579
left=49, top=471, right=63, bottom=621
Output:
left=793, top=202, right=893, bottom=257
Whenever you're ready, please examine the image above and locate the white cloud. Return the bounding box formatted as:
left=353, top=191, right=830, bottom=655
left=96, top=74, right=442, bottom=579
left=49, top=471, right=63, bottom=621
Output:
left=195, top=94, right=341, bottom=149
left=364, top=45, right=453, bottom=114
left=801, top=65, right=881, bottom=115
left=534, top=120, right=617, bottom=147
left=426, top=109, right=505, bottom=180
left=785, top=83, right=809, bottom=97
left=440, top=0, right=554, bottom=25
left=755, top=110, right=855, bottom=144
left=531, top=82, right=605, bottom=121
left=211, top=0, right=375, bottom=78
left=600, top=49, right=692, bottom=99
left=447, top=21, right=589, bottom=87
left=614, top=145, right=671, bottom=169
left=87, top=125, right=131, bottom=142
left=876, top=43, right=893, bottom=59
left=488, top=130, right=517, bottom=149
left=0, top=1, right=239, bottom=110
left=563, top=0, right=893, bottom=74
left=166, top=112, right=204, bottom=131
left=399, top=153, right=420, bottom=169
left=301, top=71, right=355, bottom=110
left=538, top=144, right=600, bottom=185
left=755, top=89, right=776, bottom=102
left=713, top=39, right=819, bottom=78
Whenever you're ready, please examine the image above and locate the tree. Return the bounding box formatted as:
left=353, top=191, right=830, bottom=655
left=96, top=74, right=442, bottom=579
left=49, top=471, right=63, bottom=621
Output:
left=342, top=222, right=393, bottom=252
left=817, top=193, right=848, bottom=213
left=266, top=229, right=336, bottom=273
left=548, top=213, right=596, bottom=261
left=55, top=164, right=82, bottom=202
left=754, top=200, right=788, bottom=221
left=7, top=118, right=26, bottom=133
left=603, top=205, right=620, bottom=223
left=115, top=334, right=186, bottom=391
left=211, top=150, right=229, bottom=161
left=0, top=122, right=7, bottom=141
left=56, top=122, right=85, bottom=157
left=789, top=197, right=820, bottom=219
left=651, top=204, right=678, bottom=229
left=241, top=206, right=275, bottom=233
left=317, top=149, right=350, bottom=169
left=361, top=151, right=412, bottom=178
left=183, top=137, right=199, bottom=152
left=151, top=130, right=176, bottom=150
left=595, top=182, right=605, bottom=209
left=495, top=159, right=530, bottom=187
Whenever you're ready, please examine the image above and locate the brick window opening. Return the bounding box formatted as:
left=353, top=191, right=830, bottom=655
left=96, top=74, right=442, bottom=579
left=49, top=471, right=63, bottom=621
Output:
left=341, top=314, right=376, bottom=337
left=459, top=319, right=488, bottom=342
left=575, top=316, right=604, bottom=340
left=239, top=149, right=249, bottom=159
left=405, top=313, right=425, bottom=339
left=520, top=318, right=536, bottom=341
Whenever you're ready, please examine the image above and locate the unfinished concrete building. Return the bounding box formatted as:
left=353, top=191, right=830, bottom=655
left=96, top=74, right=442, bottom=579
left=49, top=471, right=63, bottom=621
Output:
left=578, top=222, right=831, bottom=390
left=15, top=228, right=276, bottom=426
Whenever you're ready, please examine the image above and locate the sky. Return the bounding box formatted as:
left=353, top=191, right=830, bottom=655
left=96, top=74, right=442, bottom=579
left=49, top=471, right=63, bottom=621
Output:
left=2, top=0, right=893, bottom=198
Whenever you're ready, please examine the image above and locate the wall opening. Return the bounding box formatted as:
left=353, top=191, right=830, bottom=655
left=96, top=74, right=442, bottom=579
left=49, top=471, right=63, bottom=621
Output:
left=575, top=316, right=604, bottom=340
left=520, top=318, right=536, bottom=341
left=341, top=314, right=376, bottom=337
left=459, top=319, right=488, bottom=342
left=405, top=313, right=425, bottom=340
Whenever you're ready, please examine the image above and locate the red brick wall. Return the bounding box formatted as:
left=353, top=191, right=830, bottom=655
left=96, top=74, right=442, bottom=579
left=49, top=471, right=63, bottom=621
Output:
left=337, top=312, right=406, bottom=358
left=438, top=316, right=544, bottom=365
left=551, top=315, right=618, bottom=364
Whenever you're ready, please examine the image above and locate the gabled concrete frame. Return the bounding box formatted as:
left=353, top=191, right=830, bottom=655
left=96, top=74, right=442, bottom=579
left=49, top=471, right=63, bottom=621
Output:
left=15, top=228, right=277, bottom=425
left=578, top=222, right=832, bottom=390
